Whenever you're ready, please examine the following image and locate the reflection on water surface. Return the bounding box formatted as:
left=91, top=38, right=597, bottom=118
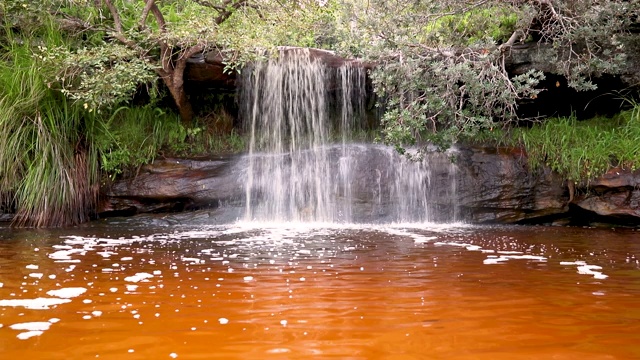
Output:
left=1, top=219, right=639, bottom=359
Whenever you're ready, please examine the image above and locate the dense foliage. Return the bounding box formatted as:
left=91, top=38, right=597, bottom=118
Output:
left=329, top=0, right=640, bottom=152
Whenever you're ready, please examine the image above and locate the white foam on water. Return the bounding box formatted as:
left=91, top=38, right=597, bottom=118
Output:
left=381, top=228, right=439, bottom=244
left=52, top=244, right=73, bottom=249
left=28, top=273, right=43, bottom=279
left=577, top=265, right=608, bottom=279
left=16, top=330, right=44, bottom=340
left=483, top=256, right=509, bottom=265
left=560, top=261, right=608, bottom=279
left=25, top=264, right=39, bottom=270
left=46, top=287, right=86, bottom=299
left=483, top=254, right=547, bottom=265
left=434, top=241, right=481, bottom=251
left=48, top=248, right=86, bottom=261
left=0, top=298, right=71, bottom=309
left=218, top=318, right=229, bottom=325
left=243, top=276, right=254, bottom=282
left=124, top=273, right=154, bottom=283
left=12, top=321, right=54, bottom=339
left=97, top=251, right=116, bottom=258
left=560, top=261, right=586, bottom=266
left=267, top=348, right=291, bottom=354
left=10, top=321, right=51, bottom=331
left=430, top=237, right=567, bottom=270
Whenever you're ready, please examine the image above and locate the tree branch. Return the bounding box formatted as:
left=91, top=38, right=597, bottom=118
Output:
left=214, top=0, right=250, bottom=25
left=145, top=0, right=167, bottom=32
left=103, top=0, right=123, bottom=34
left=139, top=0, right=155, bottom=30
left=103, top=0, right=145, bottom=50
left=499, top=30, right=524, bottom=52
left=191, top=0, right=226, bottom=11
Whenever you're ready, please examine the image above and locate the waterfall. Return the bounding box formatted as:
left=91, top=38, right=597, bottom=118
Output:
left=239, top=48, right=458, bottom=223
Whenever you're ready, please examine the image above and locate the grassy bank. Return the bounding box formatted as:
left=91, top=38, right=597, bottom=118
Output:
left=94, top=106, right=246, bottom=178
left=0, top=38, right=97, bottom=226
left=479, top=105, right=640, bottom=182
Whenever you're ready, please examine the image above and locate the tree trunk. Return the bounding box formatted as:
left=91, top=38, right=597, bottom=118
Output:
left=160, top=47, right=202, bottom=125
left=170, top=84, right=194, bottom=124
left=161, top=68, right=194, bottom=125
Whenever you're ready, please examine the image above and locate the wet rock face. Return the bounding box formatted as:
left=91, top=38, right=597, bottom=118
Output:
left=452, top=146, right=569, bottom=223
left=571, top=167, right=640, bottom=223
left=99, top=157, right=245, bottom=217
left=100, top=146, right=640, bottom=226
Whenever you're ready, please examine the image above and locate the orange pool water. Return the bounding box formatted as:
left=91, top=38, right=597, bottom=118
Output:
left=1, top=221, right=639, bottom=359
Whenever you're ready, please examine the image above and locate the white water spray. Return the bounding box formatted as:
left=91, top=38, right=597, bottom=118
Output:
left=239, top=48, right=457, bottom=223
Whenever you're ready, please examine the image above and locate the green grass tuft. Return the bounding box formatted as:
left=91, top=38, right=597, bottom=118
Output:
left=0, top=39, right=98, bottom=227
left=507, top=107, right=640, bottom=182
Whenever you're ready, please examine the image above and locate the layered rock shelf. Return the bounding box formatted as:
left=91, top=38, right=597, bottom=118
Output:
left=100, top=146, right=640, bottom=226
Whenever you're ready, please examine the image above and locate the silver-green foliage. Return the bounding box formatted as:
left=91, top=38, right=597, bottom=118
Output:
left=40, top=44, right=157, bottom=112
left=334, top=0, right=640, bottom=152
left=371, top=45, right=545, bottom=152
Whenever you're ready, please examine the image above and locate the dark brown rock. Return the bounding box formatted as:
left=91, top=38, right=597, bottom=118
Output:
left=572, top=167, right=640, bottom=221
left=99, top=157, right=244, bottom=217
left=185, top=47, right=372, bottom=90
left=100, top=146, right=571, bottom=224
left=185, top=51, right=236, bottom=89
left=452, top=146, right=569, bottom=223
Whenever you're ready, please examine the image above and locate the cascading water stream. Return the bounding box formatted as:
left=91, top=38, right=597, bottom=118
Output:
left=239, top=48, right=458, bottom=223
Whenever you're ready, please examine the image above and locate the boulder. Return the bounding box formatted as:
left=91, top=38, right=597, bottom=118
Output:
left=572, top=167, right=640, bottom=222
